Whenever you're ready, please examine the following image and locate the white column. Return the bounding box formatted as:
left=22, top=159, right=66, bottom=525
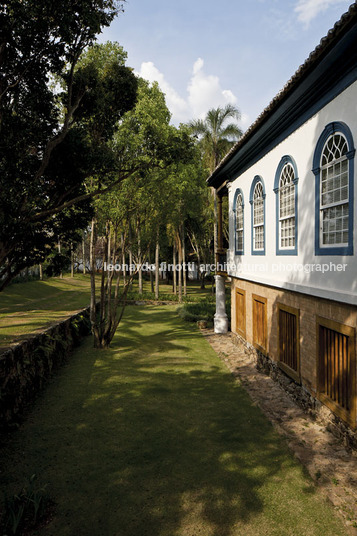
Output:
left=214, top=275, right=228, bottom=334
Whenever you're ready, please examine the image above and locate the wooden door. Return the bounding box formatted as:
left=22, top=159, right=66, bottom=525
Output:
left=277, top=304, right=300, bottom=382
left=317, top=317, right=356, bottom=427
left=235, top=288, right=246, bottom=338
left=252, top=294, right=267, bottom=354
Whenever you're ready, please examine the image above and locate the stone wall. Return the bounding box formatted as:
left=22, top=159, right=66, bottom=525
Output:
left=0, top=308, right=92, bottom=429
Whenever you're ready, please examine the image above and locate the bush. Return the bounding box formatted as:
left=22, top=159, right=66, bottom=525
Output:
left=177, top=300, right=216, bottom=326
left=1, top=475, right=51, bottom=535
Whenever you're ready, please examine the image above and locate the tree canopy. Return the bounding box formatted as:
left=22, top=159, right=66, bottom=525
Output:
left=0, top=3, right=137, bottom=288
left=189, top=104, right=242, bottom=173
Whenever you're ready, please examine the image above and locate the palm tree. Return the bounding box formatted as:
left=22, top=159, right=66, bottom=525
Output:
left=189, top=104, right=242, bottom=173
left=189, top=104, right=242, bottom=260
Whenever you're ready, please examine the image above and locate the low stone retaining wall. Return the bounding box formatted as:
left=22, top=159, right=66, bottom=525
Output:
left=0, top=307, right=92, bottom=429
left=232, top=333, right=357, bottom=451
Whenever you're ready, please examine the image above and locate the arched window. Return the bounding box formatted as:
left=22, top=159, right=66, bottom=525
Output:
left=233, top=189, right=244, bottom=254
left=250, top=176, right=266, bottom=255
left=274, top=156, right=298, bottom=255
left=313, top=122, right=355, bottom=255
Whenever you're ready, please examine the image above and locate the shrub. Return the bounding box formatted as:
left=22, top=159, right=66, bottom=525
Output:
left=178, top=300, right=216, bottom=326
left=1, top=475, right=51, bottom=535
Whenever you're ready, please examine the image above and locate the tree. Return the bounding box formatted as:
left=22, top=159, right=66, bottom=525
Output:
left=89, top=78, right=196, bottom=347
left=0, top=11, right=138, bottom=289
left=189, top=105, right=242, bottom=258
left=189, top=105, right=242, bottom=173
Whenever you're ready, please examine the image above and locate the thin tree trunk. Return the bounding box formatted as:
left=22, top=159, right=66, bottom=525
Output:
left=128, top=221, right=133, bottom=288
left=58, top=239, right=63, bottom=278
left=155, top=234, right=159, bottom=300
left=70, top=242, right=74, bottom=277
left=137, top=219, right=143, bottom=295
left=177, top=232, right=182, bottom=304
left=121, top=233, right=126, bottom=286
left=39, top=263, right=43, bottom=281
left=173, top=245, right=177, bottom=295
left=149, top=255, right=154, bottom=293
left=182, top=224, right=187, bottom=297
left=107, top=225, right=111, bottom=285
left=99, top=222, right=109, bottom=332
left=90, top=218, right=99, bottom=342
left=104, top=228, right=117, bottom=346
left=82, top=236, right=86, bottom=274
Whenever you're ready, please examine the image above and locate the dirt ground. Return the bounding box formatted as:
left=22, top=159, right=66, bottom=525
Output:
left=202, top=329, right=357, bottom=535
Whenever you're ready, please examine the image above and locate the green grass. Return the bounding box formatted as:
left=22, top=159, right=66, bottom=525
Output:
left=0, top=275, right=213, bottom=347
left=0, top=306, right=346, bottom=536
left=0, top=275, right=94, bottom=346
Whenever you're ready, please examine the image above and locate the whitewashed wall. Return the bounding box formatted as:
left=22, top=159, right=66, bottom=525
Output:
left=228, top=80, right=357, bottom=305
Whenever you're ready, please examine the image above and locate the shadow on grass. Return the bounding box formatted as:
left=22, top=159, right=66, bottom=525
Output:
left=0, top=307, right=343, bottom=536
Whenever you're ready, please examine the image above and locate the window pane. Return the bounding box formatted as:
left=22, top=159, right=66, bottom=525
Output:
left=320, top=133, right=350, bottom=248
left=279, top=164, right=295, bottom=249
left=253, top=182, right=265, bottom=251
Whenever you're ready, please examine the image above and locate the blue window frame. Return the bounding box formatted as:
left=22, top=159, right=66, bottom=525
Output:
left=313, top=122, right=355, bottom=256
left=249, top=176, right=266, bottom=255
left=233, top=189, right=244, bottom=254
left=274, top=156, right=298, bottom=255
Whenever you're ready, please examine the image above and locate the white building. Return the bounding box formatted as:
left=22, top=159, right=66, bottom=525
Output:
left=208, top=4, right=357, bottom=439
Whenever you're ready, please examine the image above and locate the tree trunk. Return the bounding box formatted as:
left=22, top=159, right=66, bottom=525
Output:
left=107, top=225, right=111, bottom=286
left=173, top=245, right=177, bottom=295
left=58, top=239, right=63, bottom=278
left=90, top=218, right=98, bottom=338
left=82, top=236, right=86, bottom=274
left=99, top=222, right=109, bottom=332
left=121, top=233, right=126, bottom=286
left=70, top=242, right=74, bottom=277
left=182, top=224, right=187, bottom=297
left=150, top=264, right=154, bottom=293
left=128, top=221, right=133, bottom=288
left=177, top=232, right=182, bottom=304
left=137, top=219, right=143, bottom=295
left=155, top=235, right=159, bottom=300
left=39, top=263, right=43, bottom=281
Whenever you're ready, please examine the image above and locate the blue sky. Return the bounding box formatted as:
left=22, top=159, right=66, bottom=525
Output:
left=99, top=0, right=353, bottom=130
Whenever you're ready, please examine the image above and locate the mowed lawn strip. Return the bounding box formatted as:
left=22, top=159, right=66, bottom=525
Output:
left=0, top=276, right=210, bottom=347
left=0, top=305, right=347, bottom=536
left=0, top=276, right=93, bottom=346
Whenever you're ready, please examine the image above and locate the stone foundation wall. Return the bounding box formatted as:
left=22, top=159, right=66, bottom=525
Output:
left=0, top=308, right=92, bottom=428
left=232, top=332, right=357, bottom=450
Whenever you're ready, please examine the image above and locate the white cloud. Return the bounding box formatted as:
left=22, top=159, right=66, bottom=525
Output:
left=188, top=58, right=238, bottom=120
left=137, top=58, right=240, bottom=126
left=294, top=0, right=348, bottom=28
left=138, top=62, right=189, bottom=122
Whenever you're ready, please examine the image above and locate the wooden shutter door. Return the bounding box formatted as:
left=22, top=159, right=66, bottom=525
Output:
left=317, top=317, right=356, bottom=427
left=277, top=304, right=300, bottom=382
left=252, top=294, right=267, bottom=353
left=235, top=289, right=246, bottom=338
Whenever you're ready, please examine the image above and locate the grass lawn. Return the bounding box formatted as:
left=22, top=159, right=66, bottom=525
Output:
left=0, top=276, right=93, bottom=347
left=0, top=305, right=346, bottom=536
left=0, top=275, right=213, bottom=347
